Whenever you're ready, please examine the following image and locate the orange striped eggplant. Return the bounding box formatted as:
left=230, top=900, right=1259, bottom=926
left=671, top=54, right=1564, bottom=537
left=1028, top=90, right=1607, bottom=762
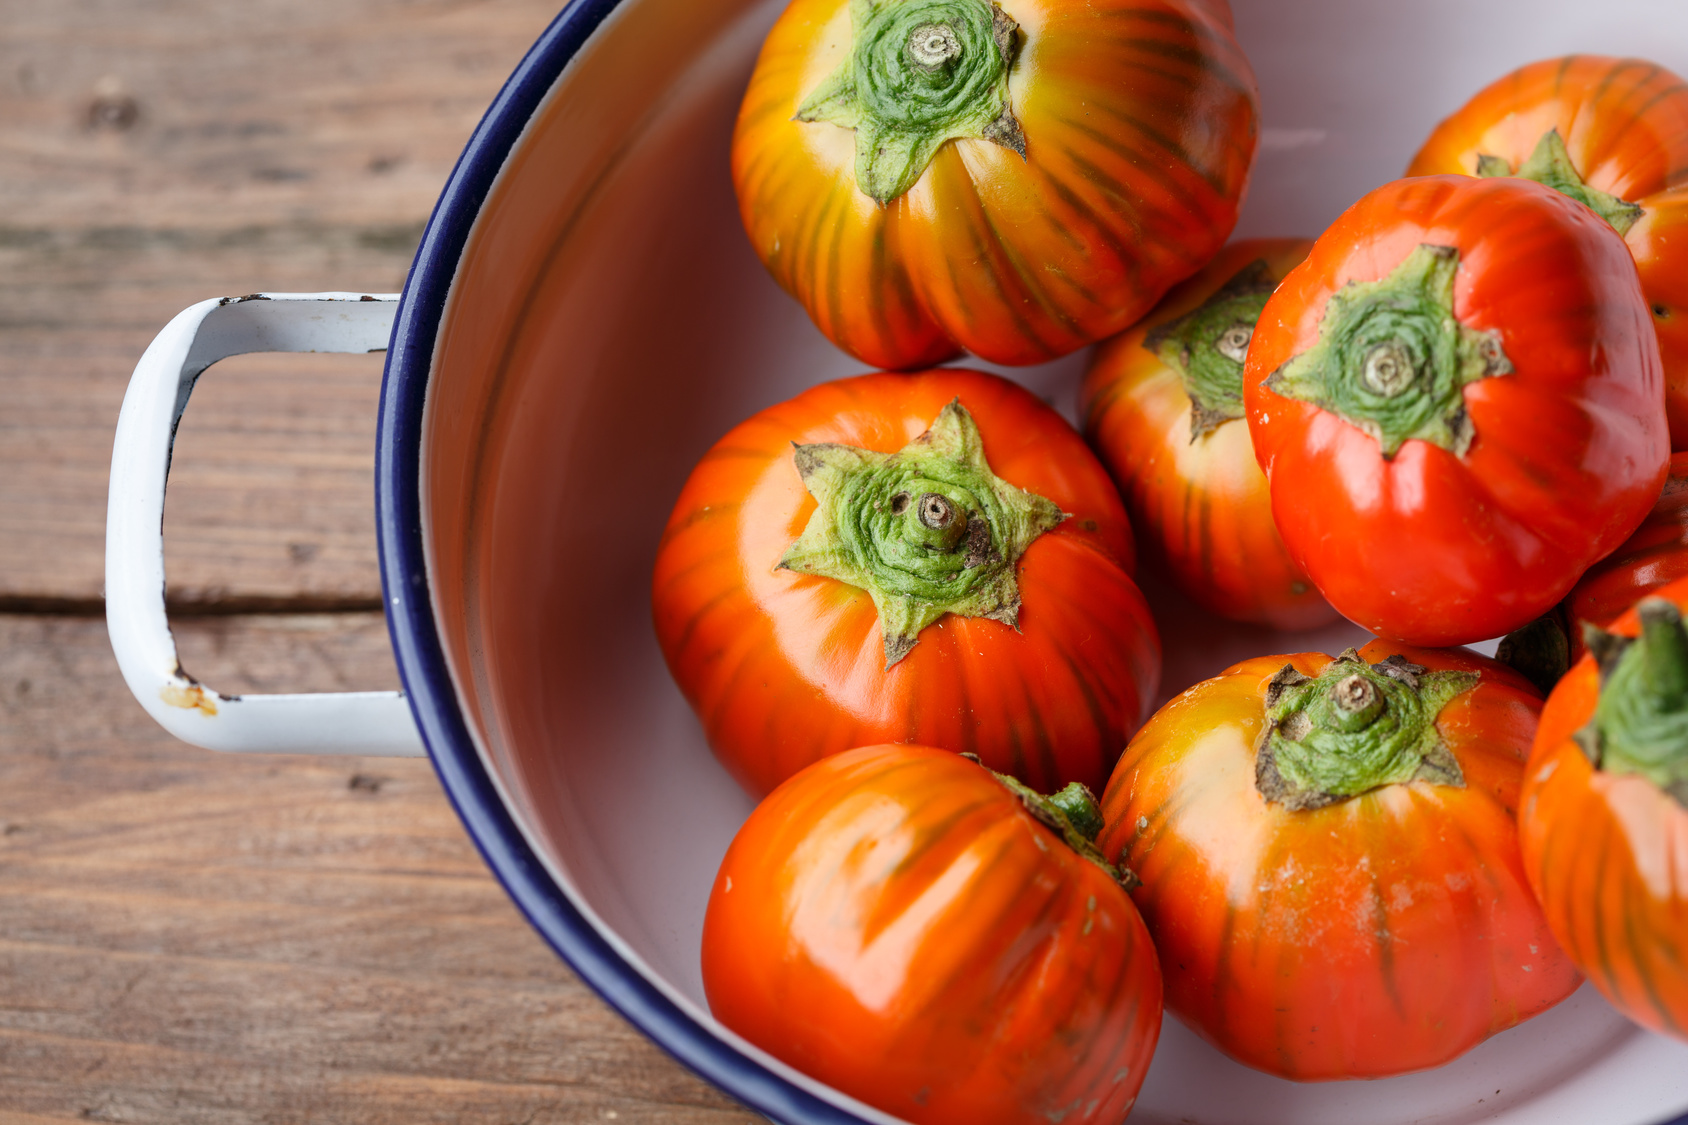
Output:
left=1096, top=641, right=1579, bottom=1080
left=1081, top=238, right=1336, bottom=630
left=1520, top=579, right=1688, bottom=1042
left=730, top=0, right=1259, bottom=369
left=651, top=369, right=1160, bottom=798
left=1243, top=175, right=1668, bottom=646
left=1408, top=55, right=1688, bottom=447
left=703, top=743, right=1162, bottom=1125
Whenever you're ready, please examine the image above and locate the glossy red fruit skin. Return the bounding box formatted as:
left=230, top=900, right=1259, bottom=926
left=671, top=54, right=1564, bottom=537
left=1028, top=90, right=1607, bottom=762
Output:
left=652, top=369, right=1160, bottom=798
left=1520, top=576, right=1688, bottom=1042
left=1407, top=55, right=1688, bottom=448
left=1096, top=640, right=1578, bottom=1080
left=1564, top=451, right=1688, bottom=661
left=703, top=744, right=1163, bottom=1125
left=1244, top=175, right=1669, bottom=646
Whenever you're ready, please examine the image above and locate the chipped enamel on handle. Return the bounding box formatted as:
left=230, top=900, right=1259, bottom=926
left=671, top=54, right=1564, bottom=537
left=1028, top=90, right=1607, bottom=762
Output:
left=105, top=292, right=425, bottom=756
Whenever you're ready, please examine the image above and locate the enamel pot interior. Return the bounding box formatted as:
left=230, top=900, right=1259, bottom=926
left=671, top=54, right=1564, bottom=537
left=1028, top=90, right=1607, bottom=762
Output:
left=377, top=0, right=1688, bottom=1122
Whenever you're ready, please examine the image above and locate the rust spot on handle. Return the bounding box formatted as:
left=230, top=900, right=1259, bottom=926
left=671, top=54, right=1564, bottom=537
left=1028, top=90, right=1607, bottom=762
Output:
left=160, top=682, right=218, bottom=717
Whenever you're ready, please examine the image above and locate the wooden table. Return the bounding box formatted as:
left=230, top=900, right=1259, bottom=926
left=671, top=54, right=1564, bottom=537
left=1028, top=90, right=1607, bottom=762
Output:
left=0, top=3, right=759, bottom=1120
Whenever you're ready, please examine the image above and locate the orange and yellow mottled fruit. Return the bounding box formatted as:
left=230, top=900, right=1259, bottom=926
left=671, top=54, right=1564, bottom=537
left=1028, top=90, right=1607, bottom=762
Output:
left=704, top=744, right=1162, bottom=1125
left=1521, top=579, right=1688, bottom=1042
left=1098, top=641, right=1578, bottom=1080
left=1082, top=238, right=1335, bottom=629
left=732, top=0, right=1258, bottom=368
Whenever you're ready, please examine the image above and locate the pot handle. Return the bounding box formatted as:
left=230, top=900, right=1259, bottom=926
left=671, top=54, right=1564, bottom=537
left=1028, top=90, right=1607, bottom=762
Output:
left=105, top=292, right=425, bottom=756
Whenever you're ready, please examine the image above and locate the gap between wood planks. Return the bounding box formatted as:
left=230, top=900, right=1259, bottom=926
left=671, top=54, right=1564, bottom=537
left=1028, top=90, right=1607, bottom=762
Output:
left=0, top=611, right=758, bottom=1123
left=0, top=594, right=384, bottom=617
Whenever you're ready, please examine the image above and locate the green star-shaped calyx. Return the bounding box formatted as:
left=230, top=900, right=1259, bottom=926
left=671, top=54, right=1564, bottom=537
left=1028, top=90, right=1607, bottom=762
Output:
left=1255, top=650, right=1478, bottom=810
left=960, top=753, right=1139, bottom=891
left=1143, top=258, right=1277, bottom=439
left=1476, top=128, right=1644, bottom=236
left=795, top=0, right=1024, bottom=203
left=1575, top=600, right=1688, bottom=808
left=1264, top=243, right=1512, bottom=459
left=778, top=399, right=1065, bottom=668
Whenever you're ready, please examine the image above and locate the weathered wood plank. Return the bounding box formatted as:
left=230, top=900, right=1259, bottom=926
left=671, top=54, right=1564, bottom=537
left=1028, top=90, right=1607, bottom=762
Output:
left=0, top=1, right=553, bottom=230
left=0, top=2, right=772, bottom=1120
left=160, top=352, right=390, bottom=610
left=0, top=0, right=572, bottom=607
left=0, top=613, right=759, bottom=1123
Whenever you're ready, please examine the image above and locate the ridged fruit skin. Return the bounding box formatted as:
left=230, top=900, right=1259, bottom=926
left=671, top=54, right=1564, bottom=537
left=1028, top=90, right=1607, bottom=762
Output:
left=1244, top=175, right=1668, bottom=646
left=1082, top=238, right=1335, bottom=630
left=1408, top=55, right=1688, bottom=448
left=652, top=369, right=1160, bottom=798
left=1096, top=641, right=1579, bottom=1080
left=730, top=0, right=1259, bottom=368
left=703, top=744, right=1163, bottom=1125
left=1520, top=576, right=1688, bottom=1042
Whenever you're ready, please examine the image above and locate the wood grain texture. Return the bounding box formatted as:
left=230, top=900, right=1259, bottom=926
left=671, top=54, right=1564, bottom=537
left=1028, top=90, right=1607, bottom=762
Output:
left=161, top=352, right=388, bottom=611
left=0, top=2, right=765, bottom=1120
left=0, top=613, right=759, bottom=1123
left=0, top=0, right=571, bottom=607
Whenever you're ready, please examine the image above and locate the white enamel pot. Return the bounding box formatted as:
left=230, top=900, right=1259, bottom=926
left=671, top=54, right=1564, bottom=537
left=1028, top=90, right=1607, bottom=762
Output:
left=105, top=1, right=1688, bottom=1122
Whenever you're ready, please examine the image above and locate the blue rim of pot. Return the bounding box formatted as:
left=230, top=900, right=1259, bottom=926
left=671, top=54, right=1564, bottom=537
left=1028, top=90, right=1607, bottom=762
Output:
left=372, top=3, right=866, bottom=1123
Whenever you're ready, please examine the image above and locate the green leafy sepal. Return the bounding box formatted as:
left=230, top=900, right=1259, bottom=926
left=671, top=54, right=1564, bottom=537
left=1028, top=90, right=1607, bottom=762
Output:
left=1575, top=600, right=1688, bottom=808
left=961, top=753, right=1139, bottom=891
left=778, top=399, right=1065, bottom=669
left=1495, top=609, right=1571, bottom=697
left=1256, top=649, right=1478, bottom=810
left=1264, top=243, right=1511, bottom=459
left=1476, top=128, right=1644, bottom=236
left=1143, top=258, right=1276, bottom=439
left=795, top=0, right=1024, bottom=203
